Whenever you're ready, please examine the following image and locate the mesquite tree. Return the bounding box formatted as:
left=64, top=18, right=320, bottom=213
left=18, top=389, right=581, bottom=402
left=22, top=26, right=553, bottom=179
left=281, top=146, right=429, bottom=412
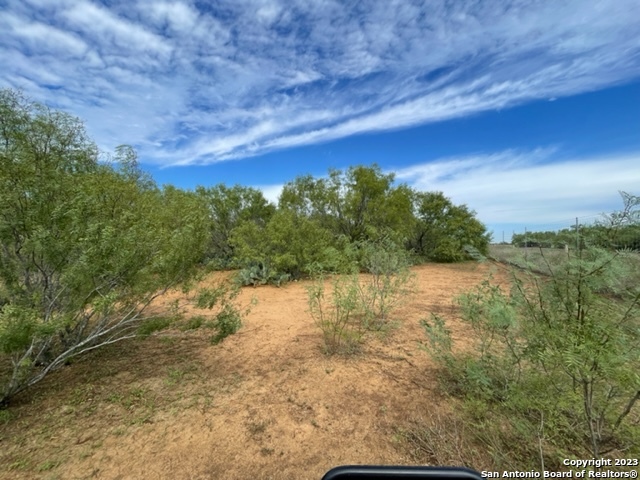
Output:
left=0, top=90, right=210, bottom=405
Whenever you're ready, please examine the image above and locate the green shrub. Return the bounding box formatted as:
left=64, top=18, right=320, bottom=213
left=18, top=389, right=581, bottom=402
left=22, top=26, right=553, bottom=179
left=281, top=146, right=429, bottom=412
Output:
left=356, top=239, right=415, bottom=331
left=194, top=283, right=252, bottom=344
left=137, top=317, right=174, bottom=338
left=307, top=275, right=364, bottom=354
left=210, top=304, right=243, bottom=345
left=230, top=210, right=336, bottom=284
left=180, top=315, right=206, bottom=331
left=421, top=245, right=640, bottom=466
left=309, top=240, right=414, bottom=352
left=0, top=91, right=211, bottom=406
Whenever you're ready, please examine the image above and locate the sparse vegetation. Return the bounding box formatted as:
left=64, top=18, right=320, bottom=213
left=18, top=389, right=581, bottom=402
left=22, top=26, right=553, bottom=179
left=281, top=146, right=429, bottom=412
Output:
left=308, top=239, right=414, bottom=353
left=307, top=274, right=364, bottom=354
left=402, top=410, right=484, bottom=469
left=356, top=238, right=415, bottom=331
left=420, top=199, right=640, bottom=468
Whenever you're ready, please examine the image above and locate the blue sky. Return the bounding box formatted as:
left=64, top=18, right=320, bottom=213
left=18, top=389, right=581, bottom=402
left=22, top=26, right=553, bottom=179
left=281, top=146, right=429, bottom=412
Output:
left=2, top=0, right=640, bottom=241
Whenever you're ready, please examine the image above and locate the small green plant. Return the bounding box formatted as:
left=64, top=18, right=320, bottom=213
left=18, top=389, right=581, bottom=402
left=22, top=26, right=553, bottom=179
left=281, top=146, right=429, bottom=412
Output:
left=0, top=408, right=12, bottom=424
left=246, top=418, right=270, bottom=435
left=180, top=315, right=206, bottom=331
left=195, top=284, right=231, bottom=309
left=235, top=264, right=266, bottom=286
left=165, top=367, right=186, bottom=386
left=194, top=282, right=253, bottom=344
left=8, top=458, right=30, bottom=471
left=69, top=384, right=96, bottom=406
left=137, top=316, right=174, bottom=338
left=37, top=459, right=61, bottom=472
left=357, top=239, right=414, bottom=331
left=210, top=304, right=243, bottom=344
left=107, top=392, right=124, bottom=404
left=307, top=275, right=364, bottom=354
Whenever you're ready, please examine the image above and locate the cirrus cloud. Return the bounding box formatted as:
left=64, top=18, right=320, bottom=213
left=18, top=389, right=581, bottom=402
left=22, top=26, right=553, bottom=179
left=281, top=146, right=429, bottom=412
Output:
left=1, top=0, right=639, bottom=166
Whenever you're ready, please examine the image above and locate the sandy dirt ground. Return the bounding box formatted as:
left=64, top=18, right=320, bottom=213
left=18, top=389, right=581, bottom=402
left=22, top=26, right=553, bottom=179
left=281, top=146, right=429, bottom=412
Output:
left=0, top=261, right=511, bottom=480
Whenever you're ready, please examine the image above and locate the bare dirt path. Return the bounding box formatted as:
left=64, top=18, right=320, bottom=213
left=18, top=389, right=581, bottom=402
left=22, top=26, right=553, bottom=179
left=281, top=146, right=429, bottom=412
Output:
left=0, top=262, right=509, bottom=480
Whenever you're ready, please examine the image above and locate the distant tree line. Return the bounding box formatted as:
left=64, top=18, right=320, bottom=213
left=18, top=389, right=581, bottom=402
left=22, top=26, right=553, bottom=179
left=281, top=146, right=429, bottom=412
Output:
left=512, top=215, right=640, bottom=251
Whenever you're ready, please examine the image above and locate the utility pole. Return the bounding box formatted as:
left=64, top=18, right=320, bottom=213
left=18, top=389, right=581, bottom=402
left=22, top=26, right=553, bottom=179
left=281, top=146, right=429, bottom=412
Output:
left=575, top=217, right=579, bottom=253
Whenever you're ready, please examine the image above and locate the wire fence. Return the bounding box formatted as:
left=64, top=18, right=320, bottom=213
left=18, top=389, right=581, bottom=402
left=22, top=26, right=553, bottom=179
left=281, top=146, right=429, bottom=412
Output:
left=494, top=214, right=640, bottom=252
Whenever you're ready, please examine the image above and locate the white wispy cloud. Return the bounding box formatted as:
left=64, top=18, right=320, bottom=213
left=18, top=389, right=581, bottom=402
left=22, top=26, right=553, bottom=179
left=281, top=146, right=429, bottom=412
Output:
left=394, top=150, right=640, bottom=226
left=1, top=12, right=88, bottom=57
left=61, top=2, right=173, bottom=61
left=1, top=0, right=639, bottom=164
left=255, top=183, right=284, bottom=205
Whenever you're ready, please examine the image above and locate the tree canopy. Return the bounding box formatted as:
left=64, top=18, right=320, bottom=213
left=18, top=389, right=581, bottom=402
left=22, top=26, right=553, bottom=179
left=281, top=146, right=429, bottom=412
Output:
left=196, top=184, right=275, bottom=266
left=275, top=165, right=490, bottom=267
left=279, top=165, right=415, bottom=244
left=410, top=191, right=491, bottom=262
left=0, top=90, right=211, bottom=405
